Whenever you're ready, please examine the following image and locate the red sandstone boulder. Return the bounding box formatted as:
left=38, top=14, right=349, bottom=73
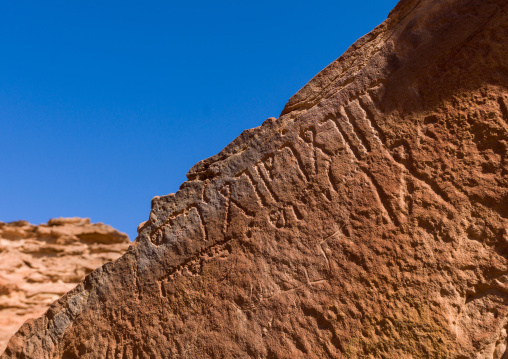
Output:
left=0, top=218, right=129, bottom=353
left=3, top=0, right=508, bottom=357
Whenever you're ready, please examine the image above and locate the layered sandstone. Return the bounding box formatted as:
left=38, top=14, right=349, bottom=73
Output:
left=0, top=218, right=129, bottom=353
left=3, top=0, right=508, bottom=357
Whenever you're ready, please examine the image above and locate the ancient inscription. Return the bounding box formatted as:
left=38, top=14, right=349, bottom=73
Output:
left=149, top=205, right=207, bottom=246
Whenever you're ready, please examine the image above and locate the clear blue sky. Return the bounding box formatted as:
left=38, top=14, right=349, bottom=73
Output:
left=0, top=1, right=399, bottom=240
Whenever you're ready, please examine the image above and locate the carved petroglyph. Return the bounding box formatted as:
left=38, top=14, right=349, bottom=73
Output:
left=159, top=239, right=233, bottom=295
left=323, top=105, right=401, bottom=225
left=219, top=184, right=232, bottom=236
left=360, top=172, right=396, bottom=226
left=298, top=127, right=329, bottom=177
left=149, top=205, right=208, bottom=246
left=150, top=142, right=317, bottom=248
left=343, top=105, right=373, bottom=153
left=234, top=230, right=343, bottom=314
left=268, top=208, right=286, bottom=228
left=358, top=94, right=387, bottom=145
left=312, top=120, right=343, bottom=157
left=151, top=85, right=469, bottom=251
left=201, top=179, right=210, bottom=203
left=327, top=160, right=339, bottom=193
left=235, top=170, right=267, bottom=208
left=309, top=94, right=462, bottom=228
left=267, top=205, right=306, bottom=228
left=194, top=206, right=208, bottom=243
left=358, top=95, right=457, bottom=210
left=317, top=230, right=342, bottom=280
left=290, top=204, right=305, bottom=221
left=254, top=163, right=280, bottom=203
left=279, top=144, right=311, bottom=182
left=335, top=107, right=368, bottom=160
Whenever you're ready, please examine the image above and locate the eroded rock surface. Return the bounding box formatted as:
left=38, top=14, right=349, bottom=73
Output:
left=0, top=218, right=129, bottom=353
left=3, top=0, right=508, bottom=357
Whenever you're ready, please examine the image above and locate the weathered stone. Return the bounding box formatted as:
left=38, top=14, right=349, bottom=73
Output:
left=0, top=218, right=129, bottom=353
left=3, top=0, right=508, bottom=357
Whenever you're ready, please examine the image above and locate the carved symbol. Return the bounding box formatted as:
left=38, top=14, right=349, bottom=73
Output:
left=255, top=162, right=280, bottom=203
left=279, top=144, right=310, bottom=182
left=219, top=184, right=232, bottom=236
left=149, top=204, right=208, bottom=246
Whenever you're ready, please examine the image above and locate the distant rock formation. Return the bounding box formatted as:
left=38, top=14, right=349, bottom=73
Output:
left=3, top=0, right=508, bottom=357
left=0, top=218, right=129, bottom=353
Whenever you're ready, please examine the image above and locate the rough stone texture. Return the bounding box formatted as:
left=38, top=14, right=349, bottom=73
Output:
left=3, top=0, right=508, bottom=357
left=0, top=218, right=129, bottom=353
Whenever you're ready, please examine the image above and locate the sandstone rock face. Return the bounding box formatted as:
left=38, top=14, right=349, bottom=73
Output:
left=0, top=218, right=129, bottom=353
left=3, top=0, right=508, bottom=357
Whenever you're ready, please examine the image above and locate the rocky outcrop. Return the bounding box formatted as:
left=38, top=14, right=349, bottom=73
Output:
left=0, top=218, right=129, bottom=353
left=3, top=0, right=508, bottom=357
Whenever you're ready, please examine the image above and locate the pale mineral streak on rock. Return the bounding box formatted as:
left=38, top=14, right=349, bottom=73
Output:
left=3, top=0, right=508, bottom=357
left=0, top=218, right=129, bottom=353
